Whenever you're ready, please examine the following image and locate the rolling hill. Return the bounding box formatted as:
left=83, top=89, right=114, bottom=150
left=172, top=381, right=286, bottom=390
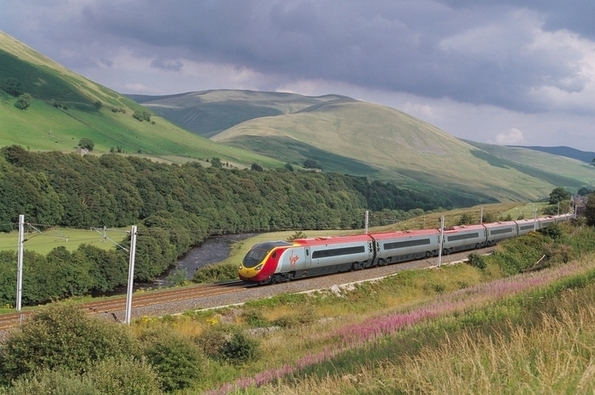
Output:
left=0, top=31, right=280, bottom=168
left=1, top=30, right=593, bottom=205
left=137, top=90, right=595, bottom=202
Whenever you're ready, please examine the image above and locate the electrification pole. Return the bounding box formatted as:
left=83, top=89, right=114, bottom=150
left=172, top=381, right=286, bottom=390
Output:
left=124, top=225, right=137, bottom=325
left=16, top=215, right=24, bottom=312
left=438, top=216, right=444, bottom=268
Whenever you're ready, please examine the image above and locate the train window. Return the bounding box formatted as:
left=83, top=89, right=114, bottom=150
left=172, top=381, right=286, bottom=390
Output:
left=447, top=232, right=480, bottom=241
left=490, top=228, right=513, bottom=235
left=312, top=246, right=365, bottom=258
left=272, top=251, right=277, bottom=258
left=306, top=249, right=309, bottom=256
left=384, top=238, right=430, bottom=250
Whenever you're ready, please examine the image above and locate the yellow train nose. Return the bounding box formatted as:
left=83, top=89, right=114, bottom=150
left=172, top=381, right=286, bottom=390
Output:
left=239, top=265, right=259, bottom=280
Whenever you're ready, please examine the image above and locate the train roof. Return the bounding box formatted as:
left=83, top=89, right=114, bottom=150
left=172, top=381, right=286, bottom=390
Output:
left=482, top=220, right=518, bottom=228
left=443, top=224, right=486, bottom=233
left=292, top=234, right=373, bottom=246
left=370, top=228, right=440, bottom=240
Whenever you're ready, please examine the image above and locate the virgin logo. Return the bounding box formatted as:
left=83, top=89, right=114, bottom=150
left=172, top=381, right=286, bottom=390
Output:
left=289, top=252, right=299, bottom=268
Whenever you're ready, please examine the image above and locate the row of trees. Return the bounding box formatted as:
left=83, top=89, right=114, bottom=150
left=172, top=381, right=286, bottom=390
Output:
left=0, top=145, right=476, bottom=305
left=0, top=145, right=466, bottom=231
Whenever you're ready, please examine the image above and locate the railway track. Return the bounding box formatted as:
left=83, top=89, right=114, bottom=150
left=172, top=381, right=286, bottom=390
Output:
left=0, top=248, right=491, bottom=334
left=0, top=280, right=251, bottom=331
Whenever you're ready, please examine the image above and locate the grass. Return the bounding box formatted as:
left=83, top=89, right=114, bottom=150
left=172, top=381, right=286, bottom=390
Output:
left=194, top=253, right=595, bottom=394
left=212, top=100, right=591, bottom=202
left=0, top=227, right=128, bottom=255
left=253, top=258, right=595, bottom=394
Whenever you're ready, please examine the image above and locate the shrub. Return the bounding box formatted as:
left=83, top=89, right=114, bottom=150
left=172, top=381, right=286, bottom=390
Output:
left=0, top=303, right=140, bottom=384
left=0, top=368, right=100, bottom=395
left=458, top=213, right=474, bottom=225
left=1, top=359, right=161, bottom=395
left=287, top=230, right=307, bottom=241
left=140, top=328, right=204, bottom=392
left=84, top=358, right=162, bottom=395
left=218, top=331, right=261, bottom=365
left=539, top=224, right=562, bottom=239
left=78, top=138, right=95, bottom=151
left=13, top=93, right=31, bottom=110
left=193, top=262, right=238, bottom=283
left=467, top=253, right=487, bottom=270
left=195, top=327, right=228, bottom=360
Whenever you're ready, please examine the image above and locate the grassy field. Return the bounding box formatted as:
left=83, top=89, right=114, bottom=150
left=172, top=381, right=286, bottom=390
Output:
left=0, top=227, right=128, bottom=255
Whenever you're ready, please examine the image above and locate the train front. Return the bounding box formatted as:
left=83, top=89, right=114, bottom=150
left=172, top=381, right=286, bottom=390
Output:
left=239, top=241, right=292, bottom=284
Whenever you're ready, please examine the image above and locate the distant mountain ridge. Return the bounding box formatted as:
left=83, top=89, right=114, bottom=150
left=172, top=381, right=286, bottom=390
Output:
left=131, top=90, right=595, bottom=202
left=510, top=145, right=595, bottom=164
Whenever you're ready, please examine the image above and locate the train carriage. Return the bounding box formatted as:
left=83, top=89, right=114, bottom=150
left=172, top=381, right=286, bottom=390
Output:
left=372, top=229, right=440, bottom=263
left=442, top=224, right=487, bottom=254
left=239, top=241, right=293, bottom=284
left=537, top=216, right=556, bottom=229
left=293, top=235, right=375, bottom=274
left=515, top=218, right=538, bottom=236
left=484, top=221, right=518, bottom=245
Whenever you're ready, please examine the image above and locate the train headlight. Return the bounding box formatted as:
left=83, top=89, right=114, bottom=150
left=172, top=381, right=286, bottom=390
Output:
left=255, top=264, right=263, bottom=271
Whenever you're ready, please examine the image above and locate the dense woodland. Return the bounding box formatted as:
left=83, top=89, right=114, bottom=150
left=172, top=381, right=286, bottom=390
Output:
left=0, top=145, right=485, bottom=306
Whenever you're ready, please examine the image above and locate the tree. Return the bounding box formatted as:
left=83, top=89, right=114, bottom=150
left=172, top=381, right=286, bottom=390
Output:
left=284, top=163, right=294, bottom=171
left=303, top=158, right=322, bottom=170
left=250, top=163, right=263, bottom=171
left=210, top=157, right=223, bottom=168
left=14, top=93, right=32, bottom=110
left=1, top=78, right=23, bottom=96
left=549, top=187, right=570, bottom=205
left=132, top=109, right=151, bottom=122
left=78, top=138, right=95, bottom=151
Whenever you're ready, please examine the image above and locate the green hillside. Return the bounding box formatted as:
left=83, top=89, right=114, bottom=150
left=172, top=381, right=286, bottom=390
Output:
left=0, top=31, right=281, bottom=168
left=132, top=89, right=594, bottom=202
left=212, top=100, right=592, bottom=201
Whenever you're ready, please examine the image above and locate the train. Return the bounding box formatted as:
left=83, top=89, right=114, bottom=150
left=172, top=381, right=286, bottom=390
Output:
left=238, top=213, right=574, bottom=284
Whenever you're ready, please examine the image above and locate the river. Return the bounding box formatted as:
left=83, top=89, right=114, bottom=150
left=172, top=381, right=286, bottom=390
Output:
left=155, top=233, right=257, bottom=286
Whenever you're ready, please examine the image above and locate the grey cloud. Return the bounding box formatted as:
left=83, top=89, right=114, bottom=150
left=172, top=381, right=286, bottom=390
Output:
left=150, top=58, right=183, bottom=72
left=1, top=0, right=593, bottom=115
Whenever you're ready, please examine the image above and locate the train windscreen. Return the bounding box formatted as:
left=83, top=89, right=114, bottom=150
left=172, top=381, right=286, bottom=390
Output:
left=242, top=241, right=291, bottom=268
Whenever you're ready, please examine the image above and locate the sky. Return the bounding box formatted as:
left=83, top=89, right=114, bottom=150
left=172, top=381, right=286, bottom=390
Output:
left=1, top=0, right=594, bottom=151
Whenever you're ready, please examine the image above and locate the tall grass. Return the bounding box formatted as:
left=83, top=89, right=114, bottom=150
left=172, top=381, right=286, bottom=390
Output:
left=205, top=254, right=595, bottom=394
left=259, top=265, right=595, bottom=394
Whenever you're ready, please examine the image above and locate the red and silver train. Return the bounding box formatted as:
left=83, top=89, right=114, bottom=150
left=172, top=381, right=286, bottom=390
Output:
left=239, top=213, right=574, bottom=284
